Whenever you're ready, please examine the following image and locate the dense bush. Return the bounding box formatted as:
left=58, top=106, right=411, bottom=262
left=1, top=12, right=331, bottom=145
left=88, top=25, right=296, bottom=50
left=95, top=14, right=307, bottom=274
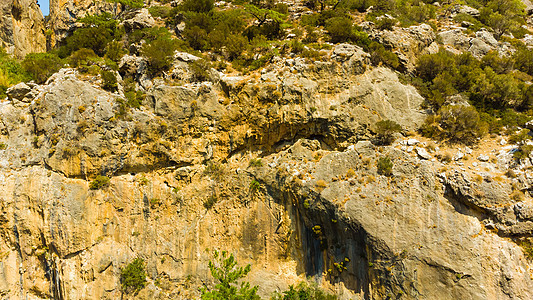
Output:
left=414, top=50, right=531, bottom=111
left=142, top=36, right=179, bottom=76
left=101, top=70, right=118, bottom=92
left=22, top=52, right=64, bottom=84
left=420, top=105, right=487, bottom=144
left=375, top=120, right=402, bottom=144
left=58, top=13, right=119, bottom=57
left=120, top=258, right=147, bottom=294
left=0, top=49, right=30, bottom=98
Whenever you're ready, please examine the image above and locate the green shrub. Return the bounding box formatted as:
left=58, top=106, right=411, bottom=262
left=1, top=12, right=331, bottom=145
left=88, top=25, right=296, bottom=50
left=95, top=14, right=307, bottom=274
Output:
left=89, top=175, right=110, bottom=190
left=374, top=17, right=396, bottom=30
left=0, top=142, right=6, bottom=150
left=104, top=40, right=127, bottom=63
left=120, top=258, right=147, bottom=294
left=325, top=17, right=354, bottom=43
left=148, top=5, right=171, bottom=18
left=200, top=250, right=260, bottom=300
left=189, top=59, right=211, bottom=82
left=180, top=0, right=214, bottom=13
left=509, top=129, right=532, bottom=145
left=59, top=13, right=118, bottom=57
left=22, top=52, right=64, bottom=84
left=375, top=119, right=402, bottom=145
left=141, top=37, right=179, bottom=76
left=249, top=158, right=263, bottom=167
left=369, top=42, right=399, bottom=69
left=420, top=105, right=487, bottom=145
left=106, top=0, right=144, bottom=9
left=101, top=70, right=118, bottom=92
left=69, top=48, right=99, bottom=71
left=123, top=77, right=144, bottom=108
left=129, top=27, right=173, bottom=44
left=0, top=49, right=31, bottom=98
left=377, top=156, right=393, bottom=176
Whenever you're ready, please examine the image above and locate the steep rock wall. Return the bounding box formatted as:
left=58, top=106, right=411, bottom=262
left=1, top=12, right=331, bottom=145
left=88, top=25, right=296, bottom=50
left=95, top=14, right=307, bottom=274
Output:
left=0, top=0, right=46, bottom=57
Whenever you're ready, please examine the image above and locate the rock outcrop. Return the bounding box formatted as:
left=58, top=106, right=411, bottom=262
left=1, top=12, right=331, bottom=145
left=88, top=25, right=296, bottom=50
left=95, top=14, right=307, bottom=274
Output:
left=0, top=0, right=46, bottom=57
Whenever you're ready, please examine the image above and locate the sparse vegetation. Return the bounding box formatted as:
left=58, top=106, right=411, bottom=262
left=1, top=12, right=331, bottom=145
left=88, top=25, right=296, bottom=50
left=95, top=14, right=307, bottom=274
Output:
left=271, top=281, right=338, bottom=300
left=89, top=175, right=110, bottom=190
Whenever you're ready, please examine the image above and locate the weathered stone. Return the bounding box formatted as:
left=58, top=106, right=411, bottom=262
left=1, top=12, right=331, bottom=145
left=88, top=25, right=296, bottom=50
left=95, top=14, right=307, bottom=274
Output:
left=0, top=0, right=46, bottom=57
left=478, top=154, right=490, bottom=162
left=6, top=82, right=32, bottom=100
left=417, top=147, right=431, bottom=159
left=122, top=8, right=155, bottom=31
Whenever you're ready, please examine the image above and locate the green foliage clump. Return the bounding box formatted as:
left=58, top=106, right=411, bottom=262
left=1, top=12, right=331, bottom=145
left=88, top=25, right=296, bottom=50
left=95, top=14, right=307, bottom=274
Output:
left=200, top=250, right=260, bottom=300
left=89, top=175, right=110, bottom=190
left=142, top=36, right=179, bottom=76
left=375, top=120, right=402, bottom=145
left=148, top=5, right=171, bottom=18
left=101, top=70, right=118, bottom=92
left=22, top=52, right=64, bottom=84
left=120, top=258, right=147, bottom=294
left=414, top=50, right=531, bottom=112
left=248, top=158, right=263, bottom=167
left=420, top=105, right=487, bottom=145
left=123, top=77, right=144, bottom=108
left=59, top=12, right=119, bottom=57
left=271, top=281, right=337, bottom=300
left=377, top=156, right=393, bottom=176
left=0, top=49, right=31, bottom=98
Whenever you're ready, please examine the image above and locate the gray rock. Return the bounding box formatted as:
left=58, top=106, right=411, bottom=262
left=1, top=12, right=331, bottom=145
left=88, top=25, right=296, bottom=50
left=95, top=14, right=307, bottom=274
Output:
left=478, top=154, right=490, bottom=162
left=417, top=147, right=431, bottom=159
left=119, top=55, right=146, bottom=77
left=407, top=138, right=419, bottom=146
left=174, top=51, right=201, bottom=62
left=454, top=151, right=465, bottom=160
left=6, top=82, right=32, bottom=100
left=123, top=8, right=155, bottom=31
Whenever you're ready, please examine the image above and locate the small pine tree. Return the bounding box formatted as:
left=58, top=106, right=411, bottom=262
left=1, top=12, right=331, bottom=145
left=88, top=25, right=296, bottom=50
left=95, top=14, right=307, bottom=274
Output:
left=200, top=250, right=260, bottom=300
left=120, top=258, right=147, bottom=294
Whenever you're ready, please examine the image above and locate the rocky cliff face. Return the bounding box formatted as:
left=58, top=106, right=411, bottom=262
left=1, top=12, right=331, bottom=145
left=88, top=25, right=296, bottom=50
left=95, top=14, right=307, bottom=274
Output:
left=1, top=40, right=532, bottom=299
left=0, top=0, right=46, bottom=57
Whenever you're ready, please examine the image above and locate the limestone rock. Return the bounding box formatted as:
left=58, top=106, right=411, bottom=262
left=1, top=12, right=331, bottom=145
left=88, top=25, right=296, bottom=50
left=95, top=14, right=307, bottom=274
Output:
left=0, top=0, right=46, bottom=57
left=6, top=82, right=32, bottom=100
left=364, top=23, right=435, bottom=71
left=417, top=147, right=431, bottom=159
left=122, top=8, right=155, bottom=31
